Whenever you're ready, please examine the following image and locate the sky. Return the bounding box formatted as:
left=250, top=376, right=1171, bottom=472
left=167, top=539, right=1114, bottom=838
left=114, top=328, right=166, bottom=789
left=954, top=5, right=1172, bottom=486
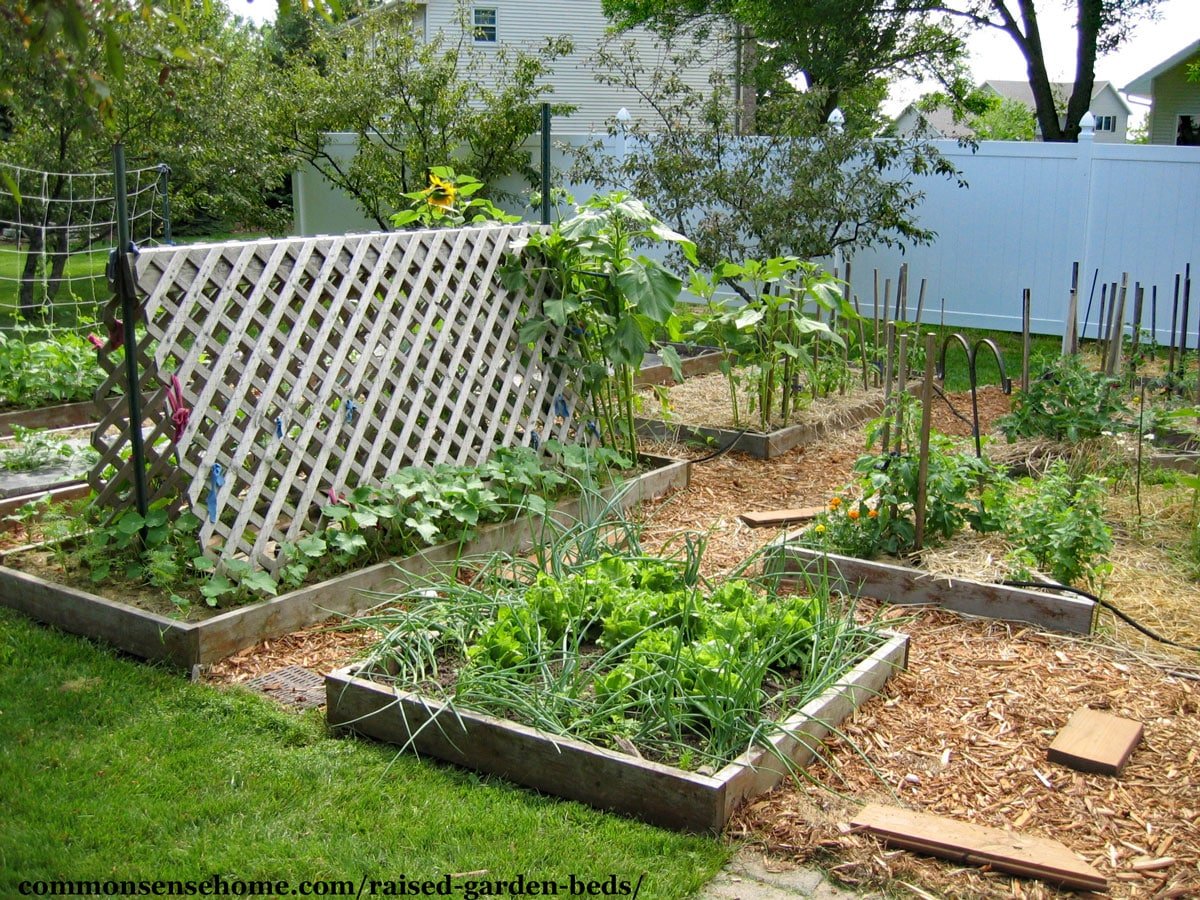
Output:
left=227, top=0, right=1200, bottom=117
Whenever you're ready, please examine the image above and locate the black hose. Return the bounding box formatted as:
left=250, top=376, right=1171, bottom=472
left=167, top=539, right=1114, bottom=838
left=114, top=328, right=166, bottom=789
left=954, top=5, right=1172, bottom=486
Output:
left=692, top=427, right=753, bottom=464
left=1003, top=580, right=1200, bottom=653
left=930, top=383, right=975, bottom=429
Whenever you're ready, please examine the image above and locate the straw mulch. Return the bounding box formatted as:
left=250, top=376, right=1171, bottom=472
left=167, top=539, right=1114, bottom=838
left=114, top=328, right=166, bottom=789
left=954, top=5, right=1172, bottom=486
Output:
left=643, top=369, right=882, bottom=431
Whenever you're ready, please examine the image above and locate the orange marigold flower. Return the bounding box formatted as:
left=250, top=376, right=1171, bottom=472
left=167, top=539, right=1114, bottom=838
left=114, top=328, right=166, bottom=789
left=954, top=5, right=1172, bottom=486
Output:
left=829, top=497, right=841, bottom=510
left=848, top=508, right=860, bottom=521
left=868, top=508, right=878, bottom=518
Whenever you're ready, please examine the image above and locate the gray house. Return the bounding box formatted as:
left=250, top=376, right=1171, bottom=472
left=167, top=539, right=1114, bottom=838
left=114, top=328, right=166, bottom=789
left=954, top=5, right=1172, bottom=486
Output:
left=893, top=79, right=1132, bottom=142
left=1123, top=39, right=1200, bottom=146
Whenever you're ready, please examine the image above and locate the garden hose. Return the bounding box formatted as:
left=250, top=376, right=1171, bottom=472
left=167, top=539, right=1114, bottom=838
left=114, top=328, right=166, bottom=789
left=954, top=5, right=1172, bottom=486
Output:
left=1002, top=580, right=1200, bottom=653
left=692, top=427, right=753, bottom=464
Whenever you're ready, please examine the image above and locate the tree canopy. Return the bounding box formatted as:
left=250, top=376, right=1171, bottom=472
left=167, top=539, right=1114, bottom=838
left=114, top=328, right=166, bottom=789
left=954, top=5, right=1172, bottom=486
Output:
left=934, top=0, right=1163, bottom=141
left=601, top=0, right=971, bottom=124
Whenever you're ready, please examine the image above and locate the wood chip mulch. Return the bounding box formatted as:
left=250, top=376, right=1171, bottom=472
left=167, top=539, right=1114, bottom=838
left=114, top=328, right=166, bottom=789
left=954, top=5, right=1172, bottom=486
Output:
left=203, top=387, right=1200, bottom=898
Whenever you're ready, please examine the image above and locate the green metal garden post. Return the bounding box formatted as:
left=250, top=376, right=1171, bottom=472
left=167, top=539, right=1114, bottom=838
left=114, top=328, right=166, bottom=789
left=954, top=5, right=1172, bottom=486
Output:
left=113, top=143, right=150, bottom=520
left=540, top=103, right=552, bottom=226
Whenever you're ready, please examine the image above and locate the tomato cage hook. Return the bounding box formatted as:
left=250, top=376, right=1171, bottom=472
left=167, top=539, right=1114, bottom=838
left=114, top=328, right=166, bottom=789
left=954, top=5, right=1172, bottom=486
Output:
left=936, top=333, right=1013, bottom=458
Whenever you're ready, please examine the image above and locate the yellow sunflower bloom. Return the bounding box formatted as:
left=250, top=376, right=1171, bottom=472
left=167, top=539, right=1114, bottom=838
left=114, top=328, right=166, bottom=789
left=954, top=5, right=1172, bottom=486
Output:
left=424, top=173, right=457, bottom=210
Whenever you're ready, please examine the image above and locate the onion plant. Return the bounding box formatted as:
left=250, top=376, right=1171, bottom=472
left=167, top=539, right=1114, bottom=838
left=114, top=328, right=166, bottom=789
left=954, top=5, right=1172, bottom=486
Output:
left=350, top=485, right=886, bottom=772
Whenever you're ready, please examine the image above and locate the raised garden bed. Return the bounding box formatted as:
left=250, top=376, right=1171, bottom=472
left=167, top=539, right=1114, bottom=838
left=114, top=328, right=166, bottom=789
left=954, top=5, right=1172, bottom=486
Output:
left=0, top=400, right=95, bottom=437
left=0, top=454, right=690, bottom=671
left=325, top=629, right=908, bottom=833
left=770, top=545, right=1095, bottom=634
left=635, top=343, right=726, bottom=387
left=637, top=394, right=884, bottom=459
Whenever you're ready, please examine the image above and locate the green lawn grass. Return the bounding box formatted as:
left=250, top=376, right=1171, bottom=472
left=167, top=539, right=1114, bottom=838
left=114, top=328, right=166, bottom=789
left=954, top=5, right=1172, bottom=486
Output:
left=891, top=323, right=1063, bottom=392
left=0, top=609, right=727, bottom=895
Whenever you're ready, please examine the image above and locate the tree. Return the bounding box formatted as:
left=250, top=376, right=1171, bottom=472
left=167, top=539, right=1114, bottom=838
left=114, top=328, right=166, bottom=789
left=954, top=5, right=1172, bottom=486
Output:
left=601, top=0, right=971, bottom=125
left=935, top=0, right=1163, bottom=141
left=570, top=37, right=962, bottom=269
left=282, top=6, right=573, bottom=229
left=969, top=94, right=1036, bottom=140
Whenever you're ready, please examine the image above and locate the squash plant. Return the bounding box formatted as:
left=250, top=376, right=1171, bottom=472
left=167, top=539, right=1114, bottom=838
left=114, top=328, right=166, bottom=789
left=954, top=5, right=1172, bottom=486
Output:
left=688, top=257, right=850, bottom=431
left=506, top=193, right=697, bottom=460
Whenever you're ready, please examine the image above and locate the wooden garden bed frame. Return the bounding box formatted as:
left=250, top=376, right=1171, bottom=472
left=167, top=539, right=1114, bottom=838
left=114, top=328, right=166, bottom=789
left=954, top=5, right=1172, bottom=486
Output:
left=0, top=455, right=690, bottom=672
left=634, top=343, right=726, bottom=387
left=326, top=631, right=909, bottom=833
left=771, top=545, right=1095, bottom=634
left=636, top=396, right=884, bottom=459
left=0, top=400, right=95, bottom=437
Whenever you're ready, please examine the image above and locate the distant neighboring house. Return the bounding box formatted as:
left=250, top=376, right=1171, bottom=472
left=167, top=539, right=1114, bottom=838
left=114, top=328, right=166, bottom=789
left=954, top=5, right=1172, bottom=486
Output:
left=1123, top=38, right=1200, bottom=146
left=893, top=79, right=1131, bottom=142
left=891, top=101, right=976, bottom=139
left=372, top=0, right=738, bottom=132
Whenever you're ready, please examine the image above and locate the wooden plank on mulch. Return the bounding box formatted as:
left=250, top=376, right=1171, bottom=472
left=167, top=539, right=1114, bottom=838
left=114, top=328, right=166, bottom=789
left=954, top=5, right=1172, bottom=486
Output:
left=1048, top=707, right=1144, bottom=775
left=738, top=507, right=824, bottom=528
left=852, top=803, right=1106, bottom=892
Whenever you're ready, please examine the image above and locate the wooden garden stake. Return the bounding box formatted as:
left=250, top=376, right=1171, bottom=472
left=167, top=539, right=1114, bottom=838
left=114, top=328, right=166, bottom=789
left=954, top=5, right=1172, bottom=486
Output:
left=896, top=263, right=908, bottom=322
left=913, top=278, right=927, bottom=326
left=873, top=269, right=881, bottom=365
left=1150, top=285, right=1157, bottom=361
left=1168, top=275, right=1180, bottom=375
left=1130, top=283, right=1144, bottom=375
left=1097, top=284, right=1107, bottom=362
left=1021, top=288, right=1032, bottom=392
left=882, top=277, right=892, bottom=331
left=1064, top=262, right=1079, bottom=355
left=1107, top=274, right=1128, bottom=376
left=1180, top=264, right=1191, bottom=377
left=894, top=332, right=909, bottom=453
left=880, top=322, right=896, bottom=452
left=841, top=266, right=852, bottom=395
left=853, top=295, right=870, bottom=390
left=914, top=333, right=937, bottom=552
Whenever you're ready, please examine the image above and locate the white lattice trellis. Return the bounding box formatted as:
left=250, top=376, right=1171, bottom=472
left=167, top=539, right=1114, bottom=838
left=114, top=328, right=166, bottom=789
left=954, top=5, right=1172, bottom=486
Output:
left=89, top=225, right=580, bottom=573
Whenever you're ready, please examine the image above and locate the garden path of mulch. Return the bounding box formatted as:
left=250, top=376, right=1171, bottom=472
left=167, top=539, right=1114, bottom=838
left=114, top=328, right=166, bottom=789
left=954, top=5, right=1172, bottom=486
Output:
left=207, top=386, right=1200, bottom=898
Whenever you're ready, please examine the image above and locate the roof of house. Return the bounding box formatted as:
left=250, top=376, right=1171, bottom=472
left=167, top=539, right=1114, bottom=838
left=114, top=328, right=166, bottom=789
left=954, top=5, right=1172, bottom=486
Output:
left=1123, top=38, right=1200, bottom=96
left=982, top=79, right=1133, bottom=115
left=896, top=102, right=976, bottom=138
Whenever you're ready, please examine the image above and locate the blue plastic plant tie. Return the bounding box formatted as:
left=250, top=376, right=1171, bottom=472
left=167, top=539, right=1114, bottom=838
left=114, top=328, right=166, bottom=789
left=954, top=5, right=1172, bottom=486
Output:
left=586, top=420, right=600, bottom=438
left=554, top=395, right=569, bottom=418
left=206, top=463, right=225, bottom=523
left=345, top=399, right=357, bottom=424
left=275, top=416, right=283, bottom=438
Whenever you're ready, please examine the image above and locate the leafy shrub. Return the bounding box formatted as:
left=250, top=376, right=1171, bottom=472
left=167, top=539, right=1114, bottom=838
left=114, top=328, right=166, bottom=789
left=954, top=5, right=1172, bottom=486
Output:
left=1006, top=460, right=1113, bottom=589
left=997, top=354, right=1130, bottom=442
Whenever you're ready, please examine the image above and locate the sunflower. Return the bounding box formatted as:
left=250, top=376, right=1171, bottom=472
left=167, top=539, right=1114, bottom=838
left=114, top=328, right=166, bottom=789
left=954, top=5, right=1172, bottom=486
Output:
left=424, top=172, right=457, bottom=210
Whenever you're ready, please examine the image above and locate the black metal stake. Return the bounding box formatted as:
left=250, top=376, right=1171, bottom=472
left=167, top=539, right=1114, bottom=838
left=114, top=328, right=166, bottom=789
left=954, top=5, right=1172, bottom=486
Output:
left=540, top=103, right=552, bottom=227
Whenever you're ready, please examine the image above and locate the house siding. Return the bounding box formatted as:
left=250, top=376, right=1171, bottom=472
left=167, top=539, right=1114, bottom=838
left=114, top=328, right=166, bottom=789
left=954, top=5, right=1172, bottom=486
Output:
left=421, top=0, right=734, bottom=131
left=1088, top=85, right=1129, bottom=143
left=1147, top=53, right=1200, bottom=145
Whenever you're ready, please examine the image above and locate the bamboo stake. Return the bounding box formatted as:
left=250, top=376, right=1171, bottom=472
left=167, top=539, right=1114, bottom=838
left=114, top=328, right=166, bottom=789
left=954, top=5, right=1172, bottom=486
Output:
left=914, top=333, right=937, bottom=553
left=1021, top=288, right=1032, bottom=392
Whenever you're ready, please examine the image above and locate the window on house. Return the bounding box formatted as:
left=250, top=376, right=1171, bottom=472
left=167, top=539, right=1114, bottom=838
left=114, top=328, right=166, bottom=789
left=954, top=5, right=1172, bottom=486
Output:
left=1178, top=116, right=1200, bottom=146
left=1095, top=115, right=1116, bottom=132
left=473, top=7, right=497, bottom=43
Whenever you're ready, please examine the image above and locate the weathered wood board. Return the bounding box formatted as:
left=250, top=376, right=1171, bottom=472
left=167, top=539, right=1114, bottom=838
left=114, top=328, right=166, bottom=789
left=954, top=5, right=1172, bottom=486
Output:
left=738, top=507, right=824, bottom=529
left=634, top=345, right=726, bottom=387
left=1048, top=707, right=1144, bottom=775
left=0, top=400, right=96, bottom=437
left=327, top=632, right=908, bottom=833
left=852, top=803, right=1106, bottom=891
left=0, top=456, right=689, bottom=670
left=771, top=545, right=1095, bottom=634
left=636, top=397, right=884, bottom=460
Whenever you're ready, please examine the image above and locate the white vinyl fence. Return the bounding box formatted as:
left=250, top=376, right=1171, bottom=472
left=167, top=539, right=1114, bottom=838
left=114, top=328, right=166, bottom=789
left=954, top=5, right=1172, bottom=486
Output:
left=292, top=129, right=1200, bottom=339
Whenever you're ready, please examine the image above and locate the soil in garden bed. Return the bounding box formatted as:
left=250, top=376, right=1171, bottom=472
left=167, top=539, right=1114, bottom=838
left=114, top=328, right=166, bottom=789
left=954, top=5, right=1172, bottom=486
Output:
left=642, top=370, right=883, bottom=432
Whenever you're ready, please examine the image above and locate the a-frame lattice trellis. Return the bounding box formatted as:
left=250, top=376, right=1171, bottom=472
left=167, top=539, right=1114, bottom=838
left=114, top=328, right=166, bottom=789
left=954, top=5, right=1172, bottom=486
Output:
left=89, top=225, right=580, bottom=574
